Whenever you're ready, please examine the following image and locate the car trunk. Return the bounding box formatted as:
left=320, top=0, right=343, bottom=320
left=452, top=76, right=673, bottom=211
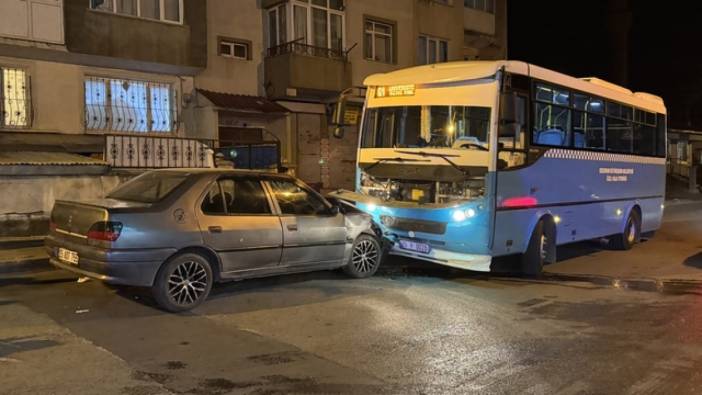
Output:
left=50, top=199, right=149, bottom=243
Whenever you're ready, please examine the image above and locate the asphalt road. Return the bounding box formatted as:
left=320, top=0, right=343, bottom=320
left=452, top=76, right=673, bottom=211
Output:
left=3, top=202, right=702, bottom=394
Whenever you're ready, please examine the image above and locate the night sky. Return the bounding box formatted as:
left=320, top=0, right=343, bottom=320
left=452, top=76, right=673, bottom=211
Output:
left=508, top=0, right=702, bottom=130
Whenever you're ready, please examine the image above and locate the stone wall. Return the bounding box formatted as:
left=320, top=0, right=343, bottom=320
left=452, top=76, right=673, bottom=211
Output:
left=0, top=171, right=137, bottom=237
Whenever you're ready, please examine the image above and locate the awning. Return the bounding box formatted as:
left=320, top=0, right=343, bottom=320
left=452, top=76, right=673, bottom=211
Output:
left=0, top=151, right=109, bottom=176
left=198, top=90, right=288, bottom=114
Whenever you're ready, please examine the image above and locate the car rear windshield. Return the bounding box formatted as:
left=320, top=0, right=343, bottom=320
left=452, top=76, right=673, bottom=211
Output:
left=107, top=172, right=189, bottom=203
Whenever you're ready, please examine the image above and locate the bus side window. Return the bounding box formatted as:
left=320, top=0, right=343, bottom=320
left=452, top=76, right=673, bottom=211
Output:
left=656, top=114, right=666, bottom=157
left=533, top=102, right=571, bottom=147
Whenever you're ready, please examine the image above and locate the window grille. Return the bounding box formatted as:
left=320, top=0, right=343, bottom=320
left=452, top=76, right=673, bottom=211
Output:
left=85, top=76, right=176, bottom=133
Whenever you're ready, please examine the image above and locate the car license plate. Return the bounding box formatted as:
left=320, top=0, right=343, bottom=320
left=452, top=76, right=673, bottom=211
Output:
left=399, top=239, right=431, bottom=254
left=58, top=248, right=79, bottom=265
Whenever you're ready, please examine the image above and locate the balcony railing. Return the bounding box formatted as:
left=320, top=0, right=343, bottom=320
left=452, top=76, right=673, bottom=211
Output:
left=104, top=133, right=282, bottom=170
left=105, top=134, right=212, bottom=169
left=267, top=39, right=347, bottom=61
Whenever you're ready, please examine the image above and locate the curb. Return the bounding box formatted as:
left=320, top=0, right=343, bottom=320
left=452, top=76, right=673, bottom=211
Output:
left=0, top=236, right=46, bottom=250
left=0, top=256, right=51, bottom=275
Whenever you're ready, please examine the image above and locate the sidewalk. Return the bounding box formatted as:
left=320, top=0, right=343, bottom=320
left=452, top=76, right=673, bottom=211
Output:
left=665, top=176, right=702, bottom=205
left=0, top=238, right=49, bottom=274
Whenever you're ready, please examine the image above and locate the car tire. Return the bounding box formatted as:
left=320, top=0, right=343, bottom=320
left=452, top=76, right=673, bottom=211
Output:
left=152, top=253, right=214, bottom=313
left=343, top=234, right=382, bottom=279
left=521, top=220, right=548, bottom=276
left=609, top=210, right=641, bottom=250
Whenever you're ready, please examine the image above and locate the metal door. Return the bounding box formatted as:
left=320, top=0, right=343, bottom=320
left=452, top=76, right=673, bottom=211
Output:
left=196, top=178, right=283, bottom=273
left=266, top=179, right=346, bottom=267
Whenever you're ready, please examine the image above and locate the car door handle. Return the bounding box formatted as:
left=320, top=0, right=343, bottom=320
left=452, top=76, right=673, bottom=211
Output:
left=208, top=226, right=222, bottom=233
left=287, top=224, right=298, bottom=231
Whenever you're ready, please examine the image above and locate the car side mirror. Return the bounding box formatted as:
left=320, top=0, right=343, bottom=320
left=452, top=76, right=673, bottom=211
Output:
left=328, top=205, right=340, bottom=216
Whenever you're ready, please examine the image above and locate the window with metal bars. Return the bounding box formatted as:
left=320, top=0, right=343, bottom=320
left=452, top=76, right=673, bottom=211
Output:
left=84, top=76, right=176, bottom=133
left=1, top=67, right=31, bottom=128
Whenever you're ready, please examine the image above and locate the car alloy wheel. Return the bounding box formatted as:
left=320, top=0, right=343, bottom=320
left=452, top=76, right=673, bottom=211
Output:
left=167, top=260, right=209, bottom=306
left=352, top=238, right=379, bottom=274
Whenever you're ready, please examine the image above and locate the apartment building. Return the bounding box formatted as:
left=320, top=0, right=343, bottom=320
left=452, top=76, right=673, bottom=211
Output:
left=197, top=0, right=507, bottom=191
left=0, top=0, right=207, bottom=236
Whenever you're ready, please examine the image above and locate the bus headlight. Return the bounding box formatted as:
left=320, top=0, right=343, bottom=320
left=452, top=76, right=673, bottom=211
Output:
left=453, top=208, right=476, bottom=222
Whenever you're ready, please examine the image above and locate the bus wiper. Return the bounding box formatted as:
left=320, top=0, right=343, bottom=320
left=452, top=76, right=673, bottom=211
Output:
left=363, top=156, right=430, bottom=172
left=393, top=150, right=469, bottom=177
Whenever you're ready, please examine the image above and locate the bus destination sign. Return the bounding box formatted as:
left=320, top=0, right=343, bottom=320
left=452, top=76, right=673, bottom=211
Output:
left=375, top=84, right=416, bottom=98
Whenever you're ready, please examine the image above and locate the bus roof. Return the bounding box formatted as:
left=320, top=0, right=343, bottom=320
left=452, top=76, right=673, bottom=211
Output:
left=363, top=60, right=666, bottom=114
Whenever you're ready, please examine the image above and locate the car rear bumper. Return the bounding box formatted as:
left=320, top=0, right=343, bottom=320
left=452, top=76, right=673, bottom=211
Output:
left=45, top=236, right=176, bottom=287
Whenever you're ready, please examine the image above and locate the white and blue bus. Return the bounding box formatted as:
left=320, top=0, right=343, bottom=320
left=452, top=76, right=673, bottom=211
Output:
left=331, top=61, right=666, bottom=274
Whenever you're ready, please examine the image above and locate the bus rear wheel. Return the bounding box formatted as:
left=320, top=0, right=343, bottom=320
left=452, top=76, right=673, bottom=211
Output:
left=610, top=210, right=641, bottom=250
left=521, top=220, right=551, bottom=276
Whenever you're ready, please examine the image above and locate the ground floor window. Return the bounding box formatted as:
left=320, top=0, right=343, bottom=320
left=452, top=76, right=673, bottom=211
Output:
left=84, top=76, right=176, bottom=133
left=1, top=67, right=30, bottom=128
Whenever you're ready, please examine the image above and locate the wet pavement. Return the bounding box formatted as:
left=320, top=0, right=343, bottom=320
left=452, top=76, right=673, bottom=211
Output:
left=2, top=203, right=702, bottom=394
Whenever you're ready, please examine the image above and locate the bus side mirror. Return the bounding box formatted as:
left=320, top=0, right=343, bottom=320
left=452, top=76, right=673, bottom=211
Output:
left=500, top=93, right=521, bottom=124
left=331, top=96, right=348, bottom=139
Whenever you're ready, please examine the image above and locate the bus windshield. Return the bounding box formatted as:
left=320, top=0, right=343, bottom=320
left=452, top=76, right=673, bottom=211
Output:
left=361, top=105, right=491, bottom=149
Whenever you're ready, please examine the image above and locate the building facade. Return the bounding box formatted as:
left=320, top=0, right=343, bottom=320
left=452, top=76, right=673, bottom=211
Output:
left=0, top=0, right=207, bottom=236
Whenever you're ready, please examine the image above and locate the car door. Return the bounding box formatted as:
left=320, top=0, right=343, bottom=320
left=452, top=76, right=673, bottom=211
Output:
left=266, top=179, right=346, bottom=267
left=196, top=177, right=283, bottom=273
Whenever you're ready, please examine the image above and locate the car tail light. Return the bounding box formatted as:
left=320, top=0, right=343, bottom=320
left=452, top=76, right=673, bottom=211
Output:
left=87, top=221, right=123, bottom=242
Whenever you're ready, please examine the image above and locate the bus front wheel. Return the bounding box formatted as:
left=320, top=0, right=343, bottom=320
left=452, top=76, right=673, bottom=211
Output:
left=521, top=219, right=553, bottom=276
left=610, top=210, right=641, bottom=250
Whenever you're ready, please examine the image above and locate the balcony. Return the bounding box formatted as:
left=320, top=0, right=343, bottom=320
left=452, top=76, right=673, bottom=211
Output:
left=264, top=40, right=352, bottom=101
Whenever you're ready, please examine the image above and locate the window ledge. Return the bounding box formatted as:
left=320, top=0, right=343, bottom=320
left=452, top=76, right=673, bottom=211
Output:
left=219, top=55, right=251, bottom=62
left=86, top=131, right=177, bottom=137
left=363, top=57, right=396, bottom=66
left=464, top=8, right=495, bottom=15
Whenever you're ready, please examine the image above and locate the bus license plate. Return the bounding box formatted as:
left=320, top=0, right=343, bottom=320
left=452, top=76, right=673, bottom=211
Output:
left=399, top=240, right=431, bottom=254
left=58, top=248, right=79, bottom=265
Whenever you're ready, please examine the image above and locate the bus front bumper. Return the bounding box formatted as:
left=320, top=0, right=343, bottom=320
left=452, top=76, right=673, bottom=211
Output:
left=388, top=242, right=492, bottom=272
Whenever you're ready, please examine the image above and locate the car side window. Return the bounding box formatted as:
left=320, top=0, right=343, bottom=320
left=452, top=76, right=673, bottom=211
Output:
left=220, top=179, right=270, bottom=214
left=269, top=180, right=329, bottom=216
left=201, top=182, right=226, bottom=215
left=201, top=179, right=270, bottom=215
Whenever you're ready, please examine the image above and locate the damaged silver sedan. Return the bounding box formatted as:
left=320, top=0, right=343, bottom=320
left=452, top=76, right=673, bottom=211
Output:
left=46, top=169, right=382, bottom=312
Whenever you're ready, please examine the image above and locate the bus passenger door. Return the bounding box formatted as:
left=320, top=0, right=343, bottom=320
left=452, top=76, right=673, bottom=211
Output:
left=494, top=89, right=529, bottom=254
